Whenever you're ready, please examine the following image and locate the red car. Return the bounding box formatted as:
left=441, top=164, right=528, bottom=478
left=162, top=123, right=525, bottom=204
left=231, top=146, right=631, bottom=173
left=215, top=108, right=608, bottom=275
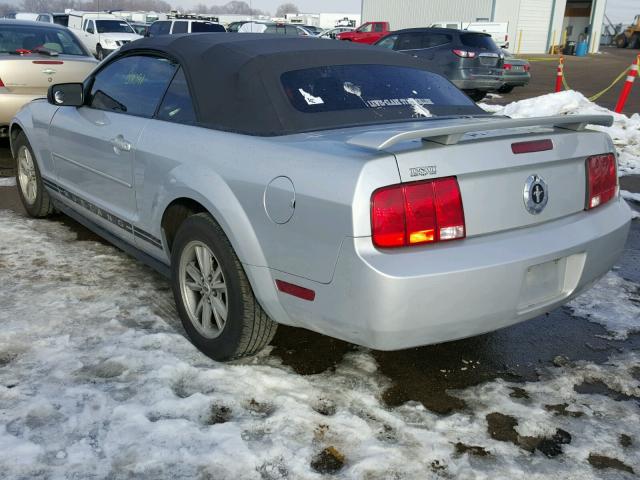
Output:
left=336, top=21, right=390, bottom=44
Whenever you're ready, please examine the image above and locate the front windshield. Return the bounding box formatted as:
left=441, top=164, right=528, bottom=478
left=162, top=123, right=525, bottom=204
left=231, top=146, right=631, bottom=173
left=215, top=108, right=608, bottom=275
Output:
left=96, top=20, right=135, bottom=34
left=0, top=24, right=87, bottom=55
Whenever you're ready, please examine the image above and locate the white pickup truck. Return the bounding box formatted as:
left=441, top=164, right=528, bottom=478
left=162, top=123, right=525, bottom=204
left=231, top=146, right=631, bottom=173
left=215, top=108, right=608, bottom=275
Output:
left=431, top=21, right=509, bottom=48
left=68, top=12, right=142, bottom=60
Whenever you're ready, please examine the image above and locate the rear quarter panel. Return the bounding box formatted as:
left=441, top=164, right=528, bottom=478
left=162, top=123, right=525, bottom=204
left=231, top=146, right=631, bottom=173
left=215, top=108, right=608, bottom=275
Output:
left=134, top=121, right=399, bottom=284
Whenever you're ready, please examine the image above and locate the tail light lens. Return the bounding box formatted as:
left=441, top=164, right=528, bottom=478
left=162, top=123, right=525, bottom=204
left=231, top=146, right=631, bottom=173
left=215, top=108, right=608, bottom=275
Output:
left=371, top=177, right=465, bottom=248
left=452, top=49, right=477, bottom=58
left=524, top=64, right=530, bottom=72
left=504, top=63, right=512, bottom=70
left=0, top=78, right=4, bottom=88
left=586, top=153, right=617, bottom=210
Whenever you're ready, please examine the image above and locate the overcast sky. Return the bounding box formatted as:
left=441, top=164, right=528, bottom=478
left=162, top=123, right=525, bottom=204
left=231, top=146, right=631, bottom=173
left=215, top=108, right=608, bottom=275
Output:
left=180, top=0, right=636, bottom=22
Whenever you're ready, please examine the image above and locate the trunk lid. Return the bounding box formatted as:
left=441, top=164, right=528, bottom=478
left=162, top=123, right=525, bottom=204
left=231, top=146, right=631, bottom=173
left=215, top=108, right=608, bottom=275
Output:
left=347, top=116, right=615, bottom=237
left=0, top=55, right=97, bottom=94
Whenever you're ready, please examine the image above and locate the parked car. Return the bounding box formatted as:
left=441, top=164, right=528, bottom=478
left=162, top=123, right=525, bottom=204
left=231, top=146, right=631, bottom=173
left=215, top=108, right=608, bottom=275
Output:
left=146, top=18, right=226, bottom=37
left=226, top=21, right=250, bottom=32
left=375, top=27, right=504, bottom=101
left=11, top=34, right=631, bottom=361
left=318, top=26, right=354, bottom=39
left=68, top=12, right=142, bottom=60
left=0, top=20, right=97, bottom=137
left=129, top=22, right=149, bottom=36
left=238, top=22, right=311, bottom=36
left=499, top=49, right=531, bottom=93
left=36, top=13, right=69, bottom=26
left=337, top=21, right=390, bottom=44
left=14, top=13, right=39, bottom=21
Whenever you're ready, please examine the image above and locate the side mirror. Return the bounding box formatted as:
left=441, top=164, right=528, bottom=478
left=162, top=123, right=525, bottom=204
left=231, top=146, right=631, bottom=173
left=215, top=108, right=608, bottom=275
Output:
left=48, top=83, right=84, bottom=107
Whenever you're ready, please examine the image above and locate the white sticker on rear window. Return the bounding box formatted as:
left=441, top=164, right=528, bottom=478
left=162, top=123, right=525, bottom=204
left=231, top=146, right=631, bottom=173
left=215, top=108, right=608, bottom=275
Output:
left=298, top=88, right=324, bottom=105
left=408, top=98, right=432, bottom=118
left=366, top=98, right=433, bottom=108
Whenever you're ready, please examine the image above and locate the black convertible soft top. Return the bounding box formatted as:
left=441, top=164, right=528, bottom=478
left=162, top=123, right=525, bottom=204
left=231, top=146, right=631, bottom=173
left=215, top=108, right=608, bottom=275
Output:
left=118, top=34, right=483, bottom=136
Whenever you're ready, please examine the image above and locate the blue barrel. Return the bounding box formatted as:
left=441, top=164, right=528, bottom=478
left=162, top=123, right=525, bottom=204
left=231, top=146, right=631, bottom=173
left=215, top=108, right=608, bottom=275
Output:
left=575, top=41, right=588, bottom=56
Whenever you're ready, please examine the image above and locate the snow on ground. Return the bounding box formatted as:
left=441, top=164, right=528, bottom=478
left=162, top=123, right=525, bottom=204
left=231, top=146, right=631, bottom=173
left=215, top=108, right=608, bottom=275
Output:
left=479, top=90, right=640, bottom=176
left=1, top=209, right=640, bottom=479
left=0, top=177, right=16, bottom=187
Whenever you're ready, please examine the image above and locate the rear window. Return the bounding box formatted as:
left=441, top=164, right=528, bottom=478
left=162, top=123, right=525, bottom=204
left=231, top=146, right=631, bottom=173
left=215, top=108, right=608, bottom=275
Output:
left=281, top=64, right=476, bottom=118
left=191, top=22, right=225, bottom=33
left=460, top=33, right=498, bottom=50
left=53, top=15, right=69, bottom=26
left=0, top=24, right=87, bottom=55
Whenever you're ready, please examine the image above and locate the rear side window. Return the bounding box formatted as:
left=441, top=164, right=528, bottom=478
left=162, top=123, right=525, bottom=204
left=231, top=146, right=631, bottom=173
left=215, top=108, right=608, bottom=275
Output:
left=149, top=21, right=171, bottom=36
left=89, top=55, right=177, bottom=117
left=397, top=33, right=422, bottom=50
left=281, top=64, right=476, bottom=117
left=157, top=68, right=197, bottom=124
left=191, top=22, right=225, bottom=33
left=373, top=23, right=384, bottom=32
left=53, top=15, right=68, bottom=26
left=422, top=33, right=452, bottom=48
left=172, top=21, right=188, bottom=34
left=460, top=33, right=498, bottom=50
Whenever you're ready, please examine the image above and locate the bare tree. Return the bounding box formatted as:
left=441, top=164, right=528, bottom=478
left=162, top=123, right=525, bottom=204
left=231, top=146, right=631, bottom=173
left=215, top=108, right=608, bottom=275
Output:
left=275, top=2, right=298, bottom=17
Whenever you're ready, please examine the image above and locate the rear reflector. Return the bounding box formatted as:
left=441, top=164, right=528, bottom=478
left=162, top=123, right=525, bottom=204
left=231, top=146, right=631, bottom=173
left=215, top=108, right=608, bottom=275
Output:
left=511, top=139, right=553, bottom=154
left=32, top=60, right=64, bottom=65
left=275, top=280, right=315, bottom=301
left=586, top=153, right=617, bottom=210
left=371, top=177, right=465, bottom=249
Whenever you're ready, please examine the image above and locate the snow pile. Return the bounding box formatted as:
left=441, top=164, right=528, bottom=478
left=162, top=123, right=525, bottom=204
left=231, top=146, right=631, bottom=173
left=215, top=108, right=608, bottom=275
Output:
left=1, top=211, right=640, bottom=478
left=480, top=90, right=640, bottom=176
left=0, top=177, right=16, bottom=187
left=568, top=272, right=640, bottom=340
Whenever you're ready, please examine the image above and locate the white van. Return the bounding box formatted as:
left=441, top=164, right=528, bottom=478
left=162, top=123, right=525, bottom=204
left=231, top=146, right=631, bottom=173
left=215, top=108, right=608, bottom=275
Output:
left=15, top=13, right=40, bottom=21
left=431, top=21, right=509, bottom=48
left=68, top=11, right=142, bottom=60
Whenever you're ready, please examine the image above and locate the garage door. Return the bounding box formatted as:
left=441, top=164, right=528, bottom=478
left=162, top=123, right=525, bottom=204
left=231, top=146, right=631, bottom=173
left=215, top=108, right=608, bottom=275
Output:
left=516, top=0, right=553, bottom=53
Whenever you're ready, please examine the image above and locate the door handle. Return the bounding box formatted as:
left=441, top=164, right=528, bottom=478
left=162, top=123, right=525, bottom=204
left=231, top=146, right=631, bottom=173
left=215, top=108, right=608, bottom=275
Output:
left=110, top=135, right=131, bottom=153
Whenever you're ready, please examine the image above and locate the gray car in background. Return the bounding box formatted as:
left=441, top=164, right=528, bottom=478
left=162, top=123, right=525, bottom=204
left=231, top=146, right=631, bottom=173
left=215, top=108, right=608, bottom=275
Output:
left=499, top=49, right=531, bottom=93
left=376, top=27, right=504, bottom=101
left=10, top=35, right=631, bottom=361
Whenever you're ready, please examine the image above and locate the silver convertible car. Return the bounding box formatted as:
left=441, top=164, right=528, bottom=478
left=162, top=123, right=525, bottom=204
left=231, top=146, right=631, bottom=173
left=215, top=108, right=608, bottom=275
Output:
left=11, top=34, right=631, bottom=360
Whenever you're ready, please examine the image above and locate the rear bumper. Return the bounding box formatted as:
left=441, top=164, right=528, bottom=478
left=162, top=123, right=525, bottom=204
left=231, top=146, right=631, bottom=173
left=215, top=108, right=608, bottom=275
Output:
left=0, top=93, right=44, bottom=126
left=503, top=72, right=531, bottom=87
left=451, top=71, right=503, bottom=91
left=267, top=198, right=631, bottom=350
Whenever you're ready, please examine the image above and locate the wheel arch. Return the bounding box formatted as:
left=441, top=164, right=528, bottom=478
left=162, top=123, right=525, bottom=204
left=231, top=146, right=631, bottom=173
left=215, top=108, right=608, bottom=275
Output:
left=158, top=191, right=293, bottom=327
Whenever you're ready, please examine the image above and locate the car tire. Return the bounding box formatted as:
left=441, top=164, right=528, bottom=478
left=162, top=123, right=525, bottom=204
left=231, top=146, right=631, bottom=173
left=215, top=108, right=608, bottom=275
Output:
left=171, top=212, right=277, bottom=361
left=498, top=85, right=514, bottom=94
left=96, top=45, right=104, bottom=60
left=14, top=132, right=54, bottom=218
left=615, top=34, right=628, bottom=48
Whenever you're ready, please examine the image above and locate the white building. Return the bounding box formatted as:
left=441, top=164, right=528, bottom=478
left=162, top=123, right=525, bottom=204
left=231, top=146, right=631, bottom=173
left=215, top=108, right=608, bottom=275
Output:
left=361, top=0, right=606, bottom=54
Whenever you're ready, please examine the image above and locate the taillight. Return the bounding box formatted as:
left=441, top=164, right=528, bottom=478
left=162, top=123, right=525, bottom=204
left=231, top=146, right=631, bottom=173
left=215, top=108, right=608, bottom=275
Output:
left=0, top=78, right=4, bottom=88
left=371, top=177, right=465, bottom=248
left=504, top=63, right=512, bottom=70
left=452, top=49, right=477, bottom=58
left=524, top=64, right=530, bottom=72
left=586, top=153, right=617, bottom=210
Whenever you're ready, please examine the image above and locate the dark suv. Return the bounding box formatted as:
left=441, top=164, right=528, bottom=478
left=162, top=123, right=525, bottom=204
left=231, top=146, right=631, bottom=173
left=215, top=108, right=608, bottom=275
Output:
left=375, top=28, right=504, bottom=101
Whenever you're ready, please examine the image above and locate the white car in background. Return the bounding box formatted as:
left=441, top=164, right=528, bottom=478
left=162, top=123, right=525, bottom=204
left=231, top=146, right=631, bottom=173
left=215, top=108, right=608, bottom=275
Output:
left=68, top=12, right=142, bottom=60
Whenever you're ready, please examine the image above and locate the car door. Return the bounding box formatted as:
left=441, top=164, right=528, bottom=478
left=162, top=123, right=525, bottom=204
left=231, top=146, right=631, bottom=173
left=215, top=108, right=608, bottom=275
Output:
left=50, top=54, right=178, bottom=243
left=81, top=19, right=96, bottom=53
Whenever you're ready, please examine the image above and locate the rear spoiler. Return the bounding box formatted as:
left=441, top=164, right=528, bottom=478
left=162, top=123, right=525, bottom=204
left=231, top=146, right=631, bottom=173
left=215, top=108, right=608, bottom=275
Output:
left=346, top=115, right=614, bottom=151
